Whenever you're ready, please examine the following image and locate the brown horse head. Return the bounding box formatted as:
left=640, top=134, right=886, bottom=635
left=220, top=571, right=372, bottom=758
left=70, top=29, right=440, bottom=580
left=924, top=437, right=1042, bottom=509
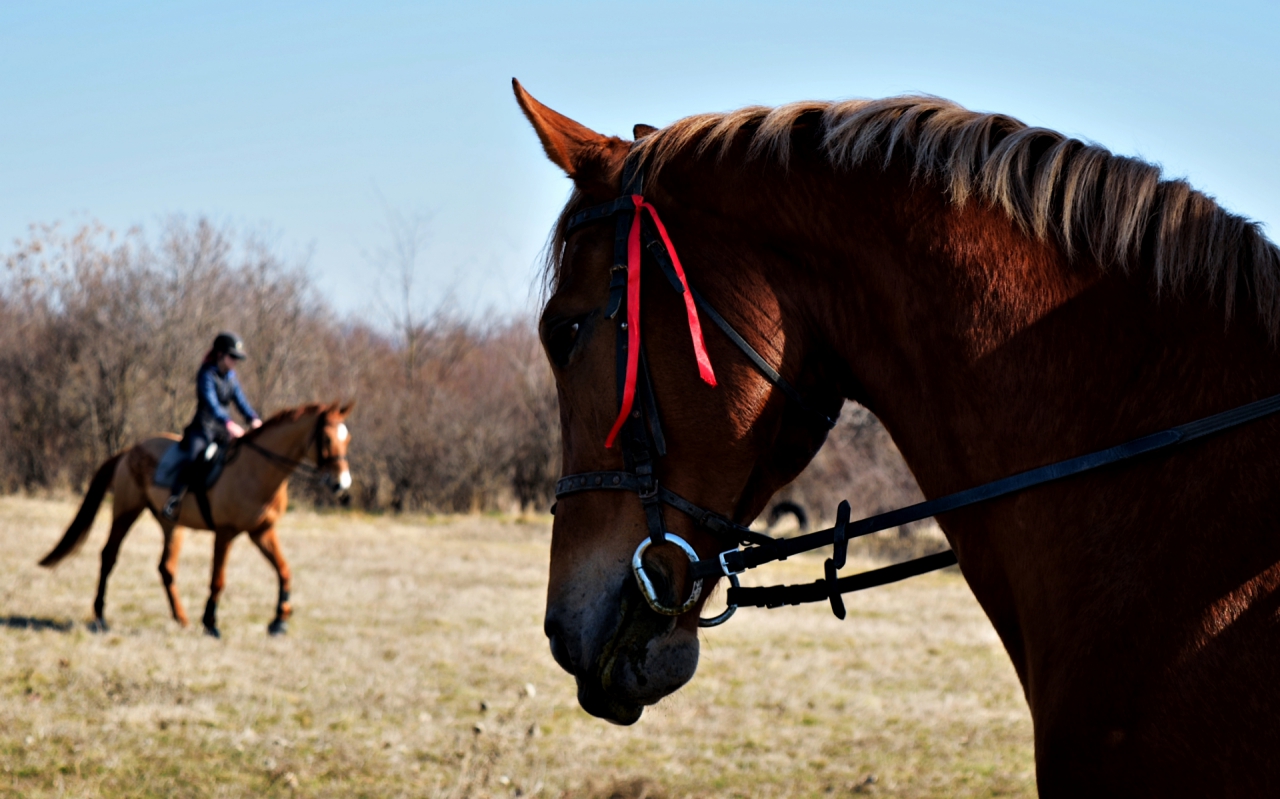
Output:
left=317, top=401, right=356, bottom=494
left=516, top=81, right=840, bottom=723
left=246, top=401, right=357, bottom=496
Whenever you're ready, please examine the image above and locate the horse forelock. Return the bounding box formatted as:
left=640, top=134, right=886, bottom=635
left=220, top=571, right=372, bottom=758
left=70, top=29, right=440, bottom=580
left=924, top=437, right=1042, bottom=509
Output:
left=541, top=94, right=1280, bottom=336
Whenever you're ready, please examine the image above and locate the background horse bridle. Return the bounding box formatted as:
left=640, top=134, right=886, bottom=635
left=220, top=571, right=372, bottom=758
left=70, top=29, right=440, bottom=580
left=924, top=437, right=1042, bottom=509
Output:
left=554, top=158, right=1280, bottom=627
left=239, top=415, right=349, bottom=487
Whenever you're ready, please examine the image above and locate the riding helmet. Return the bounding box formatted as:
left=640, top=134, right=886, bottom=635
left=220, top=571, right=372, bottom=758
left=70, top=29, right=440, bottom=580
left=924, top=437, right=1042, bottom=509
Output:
left=212, top=332, right=247, bottom=360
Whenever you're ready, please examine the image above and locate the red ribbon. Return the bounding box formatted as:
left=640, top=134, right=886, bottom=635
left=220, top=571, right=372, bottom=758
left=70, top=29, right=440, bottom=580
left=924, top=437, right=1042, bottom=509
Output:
left=605, top=195, right=717, bottom=449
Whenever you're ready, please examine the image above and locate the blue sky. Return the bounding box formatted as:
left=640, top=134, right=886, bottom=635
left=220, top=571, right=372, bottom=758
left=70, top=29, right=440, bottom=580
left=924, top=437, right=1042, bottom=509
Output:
left=2, top=1, right=1277, bottom=322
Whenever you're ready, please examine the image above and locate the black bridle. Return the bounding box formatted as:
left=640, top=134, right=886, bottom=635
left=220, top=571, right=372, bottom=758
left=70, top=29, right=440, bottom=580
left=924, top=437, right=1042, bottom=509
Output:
left=554, top=160, right=837, bottom=624
left=553, top=159, right=1280, bottom=626
left=237, top=415, right=349, bottom=486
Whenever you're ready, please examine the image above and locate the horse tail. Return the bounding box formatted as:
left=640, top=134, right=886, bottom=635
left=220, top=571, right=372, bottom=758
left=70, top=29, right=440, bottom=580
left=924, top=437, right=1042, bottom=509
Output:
left=39, top=452, right=124, bottom=568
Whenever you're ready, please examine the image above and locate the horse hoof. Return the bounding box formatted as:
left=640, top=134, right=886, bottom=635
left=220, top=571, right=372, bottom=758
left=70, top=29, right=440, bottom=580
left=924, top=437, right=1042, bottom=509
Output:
left=88, top=618, right=109, bottom=634
left=267, top=620, right=287, bottom=636
left=203, top=624, right=221, bottom=639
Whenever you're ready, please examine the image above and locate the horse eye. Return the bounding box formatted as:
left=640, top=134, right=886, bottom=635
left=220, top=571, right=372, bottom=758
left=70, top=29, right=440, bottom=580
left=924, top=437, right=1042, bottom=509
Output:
left=546, top=317, right=585, bottom=368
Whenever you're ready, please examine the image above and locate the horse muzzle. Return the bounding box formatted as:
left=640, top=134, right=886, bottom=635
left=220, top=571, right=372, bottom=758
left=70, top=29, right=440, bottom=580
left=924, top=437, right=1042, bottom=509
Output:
left=544, top=547, right=702, bottom=724
left=323, top=469, right=352, bottom=495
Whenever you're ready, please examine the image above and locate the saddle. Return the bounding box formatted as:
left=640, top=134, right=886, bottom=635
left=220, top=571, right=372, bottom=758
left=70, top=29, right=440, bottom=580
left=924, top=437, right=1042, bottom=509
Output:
left=153, top=438, right=227, bottom=489
left=153, top=438, right=230, bottom=528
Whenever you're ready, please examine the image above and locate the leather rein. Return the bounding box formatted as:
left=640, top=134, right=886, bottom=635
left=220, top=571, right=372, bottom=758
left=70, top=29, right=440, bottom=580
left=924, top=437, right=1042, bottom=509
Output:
left=235, top=415, right=346, bottom=482
left=553, top=159, right=1280, bottom=627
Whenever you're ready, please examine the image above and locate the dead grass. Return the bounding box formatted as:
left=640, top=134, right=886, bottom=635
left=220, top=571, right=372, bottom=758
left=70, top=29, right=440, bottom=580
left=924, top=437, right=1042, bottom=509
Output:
left=0, top=496, right=1034, bottom=797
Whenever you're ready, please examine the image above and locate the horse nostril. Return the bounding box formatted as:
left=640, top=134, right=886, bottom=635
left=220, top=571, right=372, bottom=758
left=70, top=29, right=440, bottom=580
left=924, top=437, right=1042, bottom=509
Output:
left=544, top=618, right=575, bottom=673
left=548, top=634, right=573, bottom=672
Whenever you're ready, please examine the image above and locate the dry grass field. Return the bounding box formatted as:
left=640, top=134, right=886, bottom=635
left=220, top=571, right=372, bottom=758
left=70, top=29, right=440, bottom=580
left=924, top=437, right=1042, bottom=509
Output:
left=0, top=495, right=1034, bottom=798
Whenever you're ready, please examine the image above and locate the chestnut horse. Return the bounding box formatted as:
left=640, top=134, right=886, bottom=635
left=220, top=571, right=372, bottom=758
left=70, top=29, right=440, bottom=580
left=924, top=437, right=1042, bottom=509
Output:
left=516, top=80, right=1280, bottom=796
left=39, top=402, right=354, bottom=637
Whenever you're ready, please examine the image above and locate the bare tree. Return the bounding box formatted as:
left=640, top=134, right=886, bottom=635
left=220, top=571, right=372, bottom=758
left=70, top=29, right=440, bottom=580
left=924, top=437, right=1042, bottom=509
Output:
left=0, top=216, right=922, bottom=521
left=367, top=203, right=443, bottom=388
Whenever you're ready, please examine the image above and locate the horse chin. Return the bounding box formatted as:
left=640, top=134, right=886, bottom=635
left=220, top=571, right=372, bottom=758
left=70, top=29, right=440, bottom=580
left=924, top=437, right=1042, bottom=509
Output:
left=549, top=575, right=701, bottom=725
left=583, top=620, right=700, bottom=725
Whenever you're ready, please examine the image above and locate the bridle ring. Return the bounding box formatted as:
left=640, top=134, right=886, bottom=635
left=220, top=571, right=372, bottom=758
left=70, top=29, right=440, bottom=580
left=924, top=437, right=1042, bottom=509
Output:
left=631, top=534, right=739, bottom=627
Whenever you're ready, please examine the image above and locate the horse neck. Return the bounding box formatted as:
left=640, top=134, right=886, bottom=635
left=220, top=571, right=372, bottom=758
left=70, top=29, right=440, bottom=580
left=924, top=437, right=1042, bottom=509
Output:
left=711, top=156, right=1280, bottom=702
left=250, top=414, right=317, bottom=465
left=706, top=160, right=1279, bottom=496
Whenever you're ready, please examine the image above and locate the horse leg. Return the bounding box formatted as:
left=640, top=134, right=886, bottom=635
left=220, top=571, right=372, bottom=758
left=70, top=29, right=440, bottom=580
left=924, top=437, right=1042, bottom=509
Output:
left=158, top=523, right=188, bottom=626
left=92, top=509, right=141, bottom=632
left=249, top=525, right=292, bottom=636
left=202, top=530, right=236, bottom=639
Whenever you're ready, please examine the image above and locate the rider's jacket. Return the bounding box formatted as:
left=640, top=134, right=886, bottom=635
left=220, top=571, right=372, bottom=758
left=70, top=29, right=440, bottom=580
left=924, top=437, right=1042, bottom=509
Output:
left=186, top=362, right=259, bottom=442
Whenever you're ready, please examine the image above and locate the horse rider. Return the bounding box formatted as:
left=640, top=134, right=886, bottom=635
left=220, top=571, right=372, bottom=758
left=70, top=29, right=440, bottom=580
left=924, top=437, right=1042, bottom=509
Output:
left=161, top=332, right=263, bottom=520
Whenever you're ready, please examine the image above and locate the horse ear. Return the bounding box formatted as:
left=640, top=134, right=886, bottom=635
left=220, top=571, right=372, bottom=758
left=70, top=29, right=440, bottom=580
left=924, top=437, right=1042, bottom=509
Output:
left=513, top=78, right=631, bottom=198
left=633, top=123, right=657, bottom=139
left=339, top=401, right=356, bottom=417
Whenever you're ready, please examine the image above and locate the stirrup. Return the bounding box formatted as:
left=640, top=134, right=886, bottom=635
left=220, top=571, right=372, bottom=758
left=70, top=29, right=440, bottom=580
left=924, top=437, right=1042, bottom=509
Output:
left=161, top=495, right=182, bottom=521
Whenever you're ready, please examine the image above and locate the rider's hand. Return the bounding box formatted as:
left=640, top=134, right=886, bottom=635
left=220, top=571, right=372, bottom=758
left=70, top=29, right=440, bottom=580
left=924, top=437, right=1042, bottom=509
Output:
left=226, top=420, right=246, bottom=438
left=250, top=418, right=263, bottom=429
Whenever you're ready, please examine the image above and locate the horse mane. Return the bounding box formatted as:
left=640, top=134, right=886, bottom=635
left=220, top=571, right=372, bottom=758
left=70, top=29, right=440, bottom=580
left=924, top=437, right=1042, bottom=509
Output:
left=548, top=95, right=1280, bottom=334
left=243, top=402, right=339, bottom=441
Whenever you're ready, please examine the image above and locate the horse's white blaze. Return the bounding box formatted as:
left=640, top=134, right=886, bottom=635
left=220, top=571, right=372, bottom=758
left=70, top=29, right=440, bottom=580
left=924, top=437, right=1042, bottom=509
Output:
left=339, top=470, right=352, bottom=490
left=336, top=423, right=349, bottom=442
